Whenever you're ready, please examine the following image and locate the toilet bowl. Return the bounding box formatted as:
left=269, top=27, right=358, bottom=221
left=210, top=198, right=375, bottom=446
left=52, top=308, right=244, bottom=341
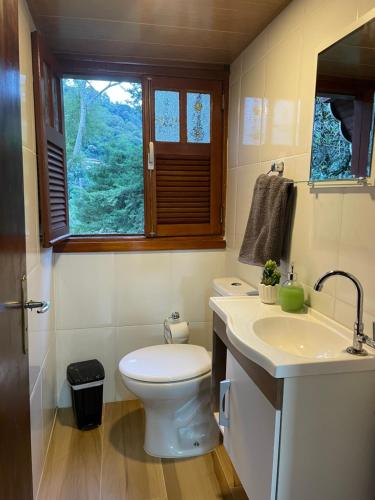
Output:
left=119, top=344, right=219, bottom=458
left=119, top=277, right=255, bottom=458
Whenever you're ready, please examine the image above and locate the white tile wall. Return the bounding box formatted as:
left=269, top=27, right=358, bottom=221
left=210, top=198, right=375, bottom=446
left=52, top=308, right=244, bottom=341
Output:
left=19, top=0, right=56, bottom=496
left=226, top=0, right=375, bottom=336
left=55, top=253, right=116, bottom=330
left=54, top=250, right=226, bottom=407
left=56, top=327, right=116, bottom=407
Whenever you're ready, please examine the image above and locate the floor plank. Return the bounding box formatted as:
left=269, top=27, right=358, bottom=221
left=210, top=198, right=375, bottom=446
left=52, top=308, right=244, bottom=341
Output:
left=162, top=454, right=223, bottom=500
left=101, top=401, right=167, bottom=500
left=38, top=400, right=247, bottom=500
left=38, top=408, right=102, bottom=500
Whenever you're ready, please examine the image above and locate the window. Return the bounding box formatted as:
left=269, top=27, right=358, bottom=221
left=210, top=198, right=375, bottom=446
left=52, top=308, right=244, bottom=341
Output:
left=62, top=79, right=144, bottom=235
left=31, top=33, right=226, bottom=252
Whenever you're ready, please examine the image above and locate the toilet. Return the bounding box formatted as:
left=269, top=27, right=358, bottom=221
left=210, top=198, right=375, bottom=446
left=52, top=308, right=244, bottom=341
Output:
left=119, top=277, right=256, bottom=459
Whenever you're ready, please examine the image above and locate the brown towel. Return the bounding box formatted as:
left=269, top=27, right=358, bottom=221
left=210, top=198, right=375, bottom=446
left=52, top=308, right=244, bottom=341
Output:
left=239, top=174, right=293, bottom=267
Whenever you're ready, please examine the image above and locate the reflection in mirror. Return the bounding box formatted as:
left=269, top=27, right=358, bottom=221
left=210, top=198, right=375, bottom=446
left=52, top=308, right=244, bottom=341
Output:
left=310, top=18, right=375, bottom=181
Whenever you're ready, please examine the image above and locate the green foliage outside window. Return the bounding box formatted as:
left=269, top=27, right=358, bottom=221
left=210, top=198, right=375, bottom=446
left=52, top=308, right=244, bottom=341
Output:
left=63, top=79, right=144, bottom=235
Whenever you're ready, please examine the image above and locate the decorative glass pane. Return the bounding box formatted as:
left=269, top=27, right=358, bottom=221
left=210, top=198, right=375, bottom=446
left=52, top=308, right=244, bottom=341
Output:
left=187, top=92, right=210, bottom=143
left=155, top=90, right=180, bottom=142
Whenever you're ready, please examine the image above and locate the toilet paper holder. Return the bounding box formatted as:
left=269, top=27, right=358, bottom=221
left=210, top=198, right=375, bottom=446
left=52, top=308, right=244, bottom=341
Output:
left=164, top=312, right=189, bottom=343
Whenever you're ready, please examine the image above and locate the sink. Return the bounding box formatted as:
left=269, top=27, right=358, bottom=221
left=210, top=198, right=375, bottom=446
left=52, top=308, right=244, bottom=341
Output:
left=209, top=296, right=375, bottom=378
left=253, top=316, right=348, bottom=359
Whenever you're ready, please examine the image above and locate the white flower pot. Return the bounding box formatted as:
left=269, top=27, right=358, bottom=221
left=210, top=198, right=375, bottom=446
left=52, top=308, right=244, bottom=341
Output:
left=258, top=284, right=278, bottom=304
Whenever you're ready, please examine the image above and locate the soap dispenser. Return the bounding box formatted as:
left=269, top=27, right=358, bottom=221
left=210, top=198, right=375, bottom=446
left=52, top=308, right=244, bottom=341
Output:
left=279, top=264, right=305, bottom=312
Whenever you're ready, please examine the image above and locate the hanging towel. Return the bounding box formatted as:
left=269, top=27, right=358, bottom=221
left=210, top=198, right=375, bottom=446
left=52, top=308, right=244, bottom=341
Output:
left=239, top=174, right=293, bottom=267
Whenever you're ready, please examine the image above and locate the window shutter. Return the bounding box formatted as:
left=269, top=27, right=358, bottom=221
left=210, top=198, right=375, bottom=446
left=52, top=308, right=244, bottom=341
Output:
left=31, top=32, right=69, bottom=247
left=146, top=77, right=224, bottom=237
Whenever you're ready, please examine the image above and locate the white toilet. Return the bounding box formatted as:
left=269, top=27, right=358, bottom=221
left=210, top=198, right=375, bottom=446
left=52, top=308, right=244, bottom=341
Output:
left=119, top=277, right=256, bottom=459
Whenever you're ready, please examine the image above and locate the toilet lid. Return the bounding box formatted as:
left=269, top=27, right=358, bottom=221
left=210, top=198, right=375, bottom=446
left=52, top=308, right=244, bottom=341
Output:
left=119, top=344, right=211, bottom=383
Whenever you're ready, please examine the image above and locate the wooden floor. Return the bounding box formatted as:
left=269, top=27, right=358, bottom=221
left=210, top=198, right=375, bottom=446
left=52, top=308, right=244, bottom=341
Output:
left=38, top=400, right=247, bottom=500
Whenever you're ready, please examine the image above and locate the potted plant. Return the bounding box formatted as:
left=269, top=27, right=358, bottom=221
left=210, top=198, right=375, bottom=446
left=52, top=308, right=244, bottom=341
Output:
left=258, top=260, right=281, bottom=304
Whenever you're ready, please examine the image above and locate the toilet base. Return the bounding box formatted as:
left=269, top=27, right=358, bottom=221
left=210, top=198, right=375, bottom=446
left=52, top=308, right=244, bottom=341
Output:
left=122, top=372, right=220, bottom=459
left=143, top=403, right=220, bottom=459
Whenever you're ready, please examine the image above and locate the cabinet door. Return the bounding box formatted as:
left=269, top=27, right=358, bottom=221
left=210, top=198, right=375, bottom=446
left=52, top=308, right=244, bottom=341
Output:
left=223, top=351, right=281, bottom=500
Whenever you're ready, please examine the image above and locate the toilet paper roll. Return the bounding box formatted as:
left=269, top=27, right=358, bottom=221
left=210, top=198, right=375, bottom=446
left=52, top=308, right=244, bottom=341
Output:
left=168, top=321, right=189, bottom=342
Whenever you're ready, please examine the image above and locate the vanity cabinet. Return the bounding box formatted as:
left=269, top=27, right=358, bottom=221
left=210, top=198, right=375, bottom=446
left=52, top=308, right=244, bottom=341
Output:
left=224, top=351, right=280, bottom=500
left=212, top=312, right=375, bottom=500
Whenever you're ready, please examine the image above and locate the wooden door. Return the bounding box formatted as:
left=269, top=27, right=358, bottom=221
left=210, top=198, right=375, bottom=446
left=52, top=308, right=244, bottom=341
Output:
left=0, top=0, right=33, bottom=498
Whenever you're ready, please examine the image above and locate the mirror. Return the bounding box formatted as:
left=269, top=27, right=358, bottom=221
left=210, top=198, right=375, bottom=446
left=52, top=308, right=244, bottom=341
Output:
left=310, top=18, right=375, bottom=182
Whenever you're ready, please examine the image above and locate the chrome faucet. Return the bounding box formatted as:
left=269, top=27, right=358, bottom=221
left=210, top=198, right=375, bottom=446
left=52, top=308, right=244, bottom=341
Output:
left=314, top=270, right=375, bottom=356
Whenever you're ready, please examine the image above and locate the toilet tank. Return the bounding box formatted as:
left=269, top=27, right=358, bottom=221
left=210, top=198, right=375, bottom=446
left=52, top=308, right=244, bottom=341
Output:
left=212, top=277, right=258, bottom=297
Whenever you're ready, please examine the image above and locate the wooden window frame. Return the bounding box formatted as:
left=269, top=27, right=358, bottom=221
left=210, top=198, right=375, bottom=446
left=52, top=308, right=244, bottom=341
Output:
left=50, top=58, right=229, bottom=253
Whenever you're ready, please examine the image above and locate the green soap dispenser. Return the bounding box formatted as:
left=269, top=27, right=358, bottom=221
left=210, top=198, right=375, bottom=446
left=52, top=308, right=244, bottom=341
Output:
left=279, top=265, right=305, bottom=312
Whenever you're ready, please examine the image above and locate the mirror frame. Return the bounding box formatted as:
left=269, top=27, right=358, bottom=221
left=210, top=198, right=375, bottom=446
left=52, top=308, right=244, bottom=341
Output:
left=309, top=8, right=375, bottom=188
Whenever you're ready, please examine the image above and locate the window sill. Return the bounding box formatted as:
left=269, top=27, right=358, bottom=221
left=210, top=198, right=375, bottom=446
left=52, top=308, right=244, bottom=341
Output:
left=53, top=235, right=226, bottom=253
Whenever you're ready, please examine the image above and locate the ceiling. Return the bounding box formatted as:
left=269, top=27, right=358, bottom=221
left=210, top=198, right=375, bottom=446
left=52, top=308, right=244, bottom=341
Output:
left=28, top=0, right=291, bottom=67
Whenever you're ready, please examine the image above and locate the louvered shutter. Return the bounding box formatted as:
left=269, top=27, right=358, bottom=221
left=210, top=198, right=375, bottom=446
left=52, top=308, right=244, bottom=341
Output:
left=31, top=32, right=69, bottom=247
left=147, top=77, right=223, bottom=237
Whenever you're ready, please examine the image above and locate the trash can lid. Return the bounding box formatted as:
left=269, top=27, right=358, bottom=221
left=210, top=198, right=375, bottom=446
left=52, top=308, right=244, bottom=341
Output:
left=67, top=359, right=105, bottom=385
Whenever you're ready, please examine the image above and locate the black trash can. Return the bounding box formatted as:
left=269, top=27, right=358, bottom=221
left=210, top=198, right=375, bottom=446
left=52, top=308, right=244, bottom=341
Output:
left=67, top=359, right=105, bottom=430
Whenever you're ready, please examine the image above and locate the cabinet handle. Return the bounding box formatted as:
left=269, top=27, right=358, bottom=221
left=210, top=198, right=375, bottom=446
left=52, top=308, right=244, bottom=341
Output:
left=219, top=379, right=231, bottom=427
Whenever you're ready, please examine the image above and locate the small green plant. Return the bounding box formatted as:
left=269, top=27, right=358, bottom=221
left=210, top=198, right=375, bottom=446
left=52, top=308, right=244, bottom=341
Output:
left=261, top=260, right=281, bottom=286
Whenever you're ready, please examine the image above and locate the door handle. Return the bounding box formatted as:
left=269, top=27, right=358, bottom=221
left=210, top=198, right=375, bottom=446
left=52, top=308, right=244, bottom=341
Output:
left=2, top=299, right=50, bottom=314
left=0, top=276, right=50, bottom=354
left=24, top=300, right=50, bottom=314
left=219, top=379, right=231, bottom=428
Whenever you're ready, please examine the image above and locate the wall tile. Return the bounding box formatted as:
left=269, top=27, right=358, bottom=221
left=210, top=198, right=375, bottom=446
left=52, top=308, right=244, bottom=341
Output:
left=188, top=321, right=212, bottom=351
left=225, top=168, right=237, bottom=249
left=238, top=61, right=266, bottom=166
left=334, top=298, right=375, bottom=338
left=304, top=284, right=335, bottom=318
left=55, top=253, right=115, bottom=330
left=261, top=29, right=303, bottom=162
left=241, top=29, right=269, bottom=74
left=337, top=191, right=375, bottom=316
left=115, top=252, right=171, bottom=326
left=27, top=250, right=54, bottom=393
left=23, top=148, right=40, bottom=275
left=115, top=324, right=164, bottom=400
left=265, top=0, right=305, bottom=49
left=289, top=161, right=343, bottom=291
left=170, top=251, right=225, bottom=323
left=229, top=53, right=243, bottom=87
left=228, top=79, right=241, bottom=169
left=18, top=0, right=36, bottom=153
left=56, top=328, right=116, bottom=407
left=30, top=375, right=43, bottom=497
left=41, top=346, right=56, bottom=455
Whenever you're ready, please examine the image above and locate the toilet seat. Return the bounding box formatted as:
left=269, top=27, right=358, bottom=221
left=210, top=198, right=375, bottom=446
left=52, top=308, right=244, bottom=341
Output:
left=119, top=344, right=211, bottom=383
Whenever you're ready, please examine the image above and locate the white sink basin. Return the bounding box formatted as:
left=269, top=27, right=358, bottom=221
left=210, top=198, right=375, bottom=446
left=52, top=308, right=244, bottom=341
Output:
left=209, top=296, right=375, bottom=378
left=253, top=316, right=348, bottom=359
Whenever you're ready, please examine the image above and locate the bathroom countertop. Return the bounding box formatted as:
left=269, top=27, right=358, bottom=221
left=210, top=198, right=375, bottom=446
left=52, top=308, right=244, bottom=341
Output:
left=209, top=296, right=375, bottom=378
